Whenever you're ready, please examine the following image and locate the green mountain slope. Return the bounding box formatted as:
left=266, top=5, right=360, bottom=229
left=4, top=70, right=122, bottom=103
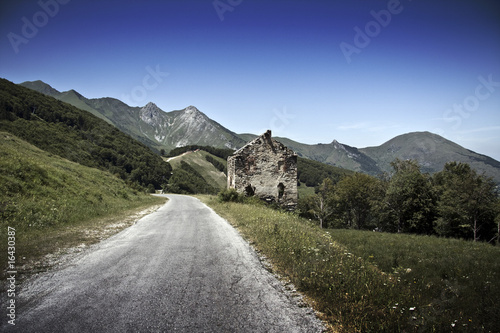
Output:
left=236, top=133, right=258, bottom=142
left=19, top=80, right=113, bottom=124
left=360, top=132, right=500, bottom=183
left=1, top=78, right=171, bottom=189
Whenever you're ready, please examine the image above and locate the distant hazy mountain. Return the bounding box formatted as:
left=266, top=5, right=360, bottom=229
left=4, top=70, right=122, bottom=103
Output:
left=19, top=80, right=500, bottom=183
left=20, top=80, right=246, bottom=152
left=360, top=132, right=500, bottom=182
left=273, top=137, right=381, bottom=174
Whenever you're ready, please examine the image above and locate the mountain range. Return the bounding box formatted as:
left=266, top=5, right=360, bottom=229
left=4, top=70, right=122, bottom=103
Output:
left=19, top=80, right=500, bottom=183
left=19, top=80, right=246, bottom=152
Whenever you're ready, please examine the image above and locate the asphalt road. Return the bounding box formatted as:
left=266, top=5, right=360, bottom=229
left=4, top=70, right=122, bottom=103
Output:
left=4, top=194, right=324, bottom=332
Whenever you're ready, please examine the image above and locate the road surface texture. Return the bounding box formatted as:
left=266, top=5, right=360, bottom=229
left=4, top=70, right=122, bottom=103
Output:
left=4, top=194, right=325, bottom=332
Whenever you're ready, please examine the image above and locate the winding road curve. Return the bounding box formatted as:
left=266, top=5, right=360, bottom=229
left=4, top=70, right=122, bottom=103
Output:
left=4, top=194, right=324, bottom=332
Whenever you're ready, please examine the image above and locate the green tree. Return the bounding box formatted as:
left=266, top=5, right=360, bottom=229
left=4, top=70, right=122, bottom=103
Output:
left=383, top=159, right=436, bottom=234
left=310, top=178, right=335, bottom=228
left=433, top=162, right=498, bottom=242
left=333, top=173, right=381, bottom=230
left=146, top=183, right=156, bottom=193
left=495, top=200, right=500, bottom=245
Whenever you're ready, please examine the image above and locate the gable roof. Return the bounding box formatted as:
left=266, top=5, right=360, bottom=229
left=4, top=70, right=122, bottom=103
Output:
left=232, top=130, right=295, bottom=156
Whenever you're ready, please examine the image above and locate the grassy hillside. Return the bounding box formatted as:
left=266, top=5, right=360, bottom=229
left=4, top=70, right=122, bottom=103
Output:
left=167, top=150, right=227, bottom=189
left=0, top=132, right=166, bottom=283
left=1, top=78, right=171, bottom=189
left=201, top=196, right=500, bottom=332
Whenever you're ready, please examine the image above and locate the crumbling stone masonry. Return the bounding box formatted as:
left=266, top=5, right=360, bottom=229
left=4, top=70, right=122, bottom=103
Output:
left=227, top=130, right=298, bottom=209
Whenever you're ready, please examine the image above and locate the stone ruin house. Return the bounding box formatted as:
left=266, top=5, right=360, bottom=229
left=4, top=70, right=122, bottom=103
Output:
left=227, top=130, right=297, bottom=209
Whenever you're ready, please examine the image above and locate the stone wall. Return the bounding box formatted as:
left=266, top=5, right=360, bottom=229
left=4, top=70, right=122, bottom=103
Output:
left=227, top=130, right=297, bottom=209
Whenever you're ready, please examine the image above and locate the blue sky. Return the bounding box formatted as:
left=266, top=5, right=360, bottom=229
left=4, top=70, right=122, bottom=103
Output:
left=1, top=0, right=499, bottom=160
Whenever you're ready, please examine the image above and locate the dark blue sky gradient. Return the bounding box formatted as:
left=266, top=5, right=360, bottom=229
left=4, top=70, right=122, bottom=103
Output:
left=1, top=0, right=499, bottom=159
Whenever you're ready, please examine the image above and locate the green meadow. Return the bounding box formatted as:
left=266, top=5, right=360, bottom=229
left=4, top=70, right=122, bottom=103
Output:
left=201, top=195, right=500, bottom=332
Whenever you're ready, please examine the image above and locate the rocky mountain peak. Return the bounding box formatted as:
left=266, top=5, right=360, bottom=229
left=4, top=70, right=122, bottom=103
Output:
left=185, top=105, right=198, bottom=110
left=179, top=105, right=207, bottom=123
left=331, top=139, right=344, bottom=150
left=143, top=101, right=160, bottom=110
left=183, top=105, right=202, bottom=115
left=140, top=102, right=162, bottom=125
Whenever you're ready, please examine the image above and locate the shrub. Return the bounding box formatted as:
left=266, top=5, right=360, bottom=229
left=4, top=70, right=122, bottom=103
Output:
left=146, top=183, right=156, bottom=193
left=217, top=188, right=242, bottom=203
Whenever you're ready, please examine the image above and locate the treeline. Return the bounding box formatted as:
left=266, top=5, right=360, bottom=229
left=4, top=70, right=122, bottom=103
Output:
left=299, top=159, right=500, bottom=243
left=297, top=157, right=353, bottom=187
left=0, top=79, right=171, bottom=189
left=167, top=145, right=234, bottom=160
left=166, top=161, right=218, bottom=194
left=205, top=154, right=226, bottom=174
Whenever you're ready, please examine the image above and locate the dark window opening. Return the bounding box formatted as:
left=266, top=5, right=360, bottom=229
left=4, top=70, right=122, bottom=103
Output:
left=245, top=184, right=255, bottom=196
left=277, top=183, right=285, bottom=200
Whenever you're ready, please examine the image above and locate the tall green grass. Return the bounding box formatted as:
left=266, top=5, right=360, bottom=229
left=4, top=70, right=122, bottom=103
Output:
left=329, top=230, right=499, bottom=332
left=201, top=196, right=500, bottom=332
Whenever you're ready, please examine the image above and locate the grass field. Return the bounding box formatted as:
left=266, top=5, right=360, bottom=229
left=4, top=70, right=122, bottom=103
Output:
left=0, top=132, right=166, bottom=285
left=201, top=195, right=500, bottom=332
